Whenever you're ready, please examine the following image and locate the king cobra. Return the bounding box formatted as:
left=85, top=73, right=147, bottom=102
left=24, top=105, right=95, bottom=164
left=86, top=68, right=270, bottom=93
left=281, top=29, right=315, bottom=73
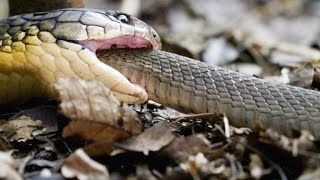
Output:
left=1, top=9, right=320, bottom=138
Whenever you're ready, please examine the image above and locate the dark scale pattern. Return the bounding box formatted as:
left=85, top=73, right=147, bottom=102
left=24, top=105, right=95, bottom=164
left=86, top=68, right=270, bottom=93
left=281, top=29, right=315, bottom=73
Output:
left=98, top=49, right=320, bottom=138
left=0, top=8, right=156, bottom=51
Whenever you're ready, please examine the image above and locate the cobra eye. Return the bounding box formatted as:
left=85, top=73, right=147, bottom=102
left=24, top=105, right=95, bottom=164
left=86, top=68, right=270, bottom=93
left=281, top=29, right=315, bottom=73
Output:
left=118, top=14, right=129, bottom=23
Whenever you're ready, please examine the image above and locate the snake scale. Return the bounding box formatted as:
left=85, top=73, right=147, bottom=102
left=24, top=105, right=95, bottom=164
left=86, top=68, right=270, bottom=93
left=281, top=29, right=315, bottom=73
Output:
left=1, top=9, right=320, bottom=138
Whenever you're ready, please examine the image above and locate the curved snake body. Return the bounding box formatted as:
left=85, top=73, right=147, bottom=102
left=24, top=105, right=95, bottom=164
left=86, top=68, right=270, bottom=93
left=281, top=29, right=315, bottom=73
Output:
left=97, top=49, right=320, bottom=138
left=1, top=9, right=320, bottom=138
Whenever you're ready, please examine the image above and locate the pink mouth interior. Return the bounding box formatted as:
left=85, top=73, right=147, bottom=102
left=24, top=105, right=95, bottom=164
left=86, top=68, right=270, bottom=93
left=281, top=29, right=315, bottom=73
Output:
left=79, top=36, right=152, bottom=52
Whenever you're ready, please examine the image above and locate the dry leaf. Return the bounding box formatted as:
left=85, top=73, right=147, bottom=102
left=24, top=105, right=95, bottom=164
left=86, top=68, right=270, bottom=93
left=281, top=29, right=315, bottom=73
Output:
left=54, top=78, right=121, bottom=123
left=115, top=121, right=175, bottom=153
left=0, top=151, right=22, bottom=180
left=0, top=116, right=44, bottom=142
left=83, top=141, right=114, bottom=157
left=288, top=63, right=314, bottom=88
left=9, top=106, right=58, bottom=134
left=160, top=134, right=211, bottom=163
left=0, top=137, right=9, bottom=151
left=63, top=120, right=131, bottom=142
left=61, top=148, right=110, bottom=180
left=54, top=78, right=142, bottom=143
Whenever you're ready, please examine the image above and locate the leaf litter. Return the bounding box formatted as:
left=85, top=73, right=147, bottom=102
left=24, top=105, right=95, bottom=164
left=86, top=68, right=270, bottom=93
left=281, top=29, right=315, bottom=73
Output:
left=61, top=148, right=110, bottom=180
left=0, top=116, right=44, bottom=143
left=54, top=78, right=142, bottom=142
left=2, top=0, right=320, bottom=179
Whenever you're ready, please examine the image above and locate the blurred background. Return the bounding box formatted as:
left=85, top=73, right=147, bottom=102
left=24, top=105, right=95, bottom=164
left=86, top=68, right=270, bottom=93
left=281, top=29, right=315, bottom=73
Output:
left=1, top=2, right=320, bottom=179
left=2, top=0, right=320, bottom=88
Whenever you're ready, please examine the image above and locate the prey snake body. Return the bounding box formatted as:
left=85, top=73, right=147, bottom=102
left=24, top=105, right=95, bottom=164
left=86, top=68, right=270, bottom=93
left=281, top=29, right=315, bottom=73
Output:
left=1, top=9, right=320, bottom=138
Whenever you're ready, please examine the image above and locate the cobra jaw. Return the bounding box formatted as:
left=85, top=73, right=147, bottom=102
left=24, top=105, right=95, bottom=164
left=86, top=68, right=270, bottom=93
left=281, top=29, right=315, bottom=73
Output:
left=57, top=40, right=149, bottom=104
left=78, top=48, right=149, bottom=104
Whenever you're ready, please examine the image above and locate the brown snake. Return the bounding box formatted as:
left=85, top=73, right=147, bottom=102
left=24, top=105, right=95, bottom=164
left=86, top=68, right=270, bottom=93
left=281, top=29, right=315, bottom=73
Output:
left=0, top=9, right=319, bottom=138
left=97, top=49, right=320, bottom=139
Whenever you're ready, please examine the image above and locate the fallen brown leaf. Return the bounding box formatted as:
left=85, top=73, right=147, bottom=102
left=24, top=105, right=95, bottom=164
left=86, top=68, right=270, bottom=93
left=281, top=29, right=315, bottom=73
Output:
left=82, top=141, right=114, bottom=157
left=288, top=63, right=314, bottom=88
left=0, top=137, right=9, bottom=151
left=9, top=106, right=58, bottom=134
left=54, top=78, right=121, bottom=123
left=63, top=120, right=131, bottom=142
left=54, top=78, right=142, bottom=145
left=61, top=148, right=110, bottom=180
left=160, top=134, right=211, bottom=163
left=115, top=121, right=175, bottom=153
left=0, top=116, right=44, bottom=142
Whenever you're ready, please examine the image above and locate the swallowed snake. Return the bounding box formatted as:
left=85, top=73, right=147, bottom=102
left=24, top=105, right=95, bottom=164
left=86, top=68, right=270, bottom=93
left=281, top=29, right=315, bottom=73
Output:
left=1, top=9, right=320, bottom=138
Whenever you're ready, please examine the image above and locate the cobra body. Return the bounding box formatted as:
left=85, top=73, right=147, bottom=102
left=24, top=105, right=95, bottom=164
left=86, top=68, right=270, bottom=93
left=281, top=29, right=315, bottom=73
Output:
left=0, top=9, right=160, bottom=103
left=1, top=9, right=320, bottom=138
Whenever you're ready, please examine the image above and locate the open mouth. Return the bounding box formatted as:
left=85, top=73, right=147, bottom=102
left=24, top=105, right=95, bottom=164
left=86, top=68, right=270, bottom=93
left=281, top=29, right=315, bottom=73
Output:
left=78, top=36, right=153, bottom=53
left=74, top=36, right=153, bottom=103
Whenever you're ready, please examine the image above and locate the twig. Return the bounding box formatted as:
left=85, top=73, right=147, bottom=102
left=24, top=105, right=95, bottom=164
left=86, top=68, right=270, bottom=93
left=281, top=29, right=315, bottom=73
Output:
left=170, top=113, right=216, bottom=124
left=223, top=115, right=230, bottom=138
